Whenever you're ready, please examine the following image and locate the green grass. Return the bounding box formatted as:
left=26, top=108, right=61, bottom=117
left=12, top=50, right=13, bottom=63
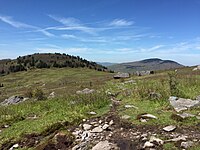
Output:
left=0, top=93, right=110, bottom=146
left=0, top=68, right=113, bottom=102
left=106, top=70, right=200, bottom=126
left=1, top=67, right=200, bottom=149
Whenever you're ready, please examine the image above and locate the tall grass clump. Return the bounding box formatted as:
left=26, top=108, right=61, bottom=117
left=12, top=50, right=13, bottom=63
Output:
left=168, top=72, right=181, bottom=97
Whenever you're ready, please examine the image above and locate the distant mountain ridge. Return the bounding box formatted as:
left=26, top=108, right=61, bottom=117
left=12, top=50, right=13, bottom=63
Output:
left=108, top=58, right=184, bottom=73
left=0, top=53, right=107, bottom=74
left=97, top=62, right=117, bottom=67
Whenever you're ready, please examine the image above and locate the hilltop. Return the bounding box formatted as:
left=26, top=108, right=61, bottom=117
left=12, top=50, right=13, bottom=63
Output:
left=0, top=53, right=107, bottom=75
left=108, top=58, right=184, bottom=73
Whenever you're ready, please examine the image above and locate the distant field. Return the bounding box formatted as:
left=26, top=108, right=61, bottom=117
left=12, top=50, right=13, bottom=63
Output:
left=0, top=68, right=113, bottom=102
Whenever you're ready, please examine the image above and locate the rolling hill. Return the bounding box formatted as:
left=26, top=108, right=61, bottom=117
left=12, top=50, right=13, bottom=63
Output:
left=108, top=58, right=184, bottom=73
left=0, top=53, right=107, bottom=75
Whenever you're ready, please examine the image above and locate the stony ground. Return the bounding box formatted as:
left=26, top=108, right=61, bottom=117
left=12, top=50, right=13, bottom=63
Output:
left=4, top=104, right=199, bottom=150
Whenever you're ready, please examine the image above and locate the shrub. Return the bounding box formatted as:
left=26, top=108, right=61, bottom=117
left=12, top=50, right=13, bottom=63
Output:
left=24, top=88, right=33, bottom=98
left=33, top=88, right=46, bottom=100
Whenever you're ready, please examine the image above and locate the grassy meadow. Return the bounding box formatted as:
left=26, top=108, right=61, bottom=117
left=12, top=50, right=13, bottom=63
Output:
left=0, top=67, right=200, bottom=149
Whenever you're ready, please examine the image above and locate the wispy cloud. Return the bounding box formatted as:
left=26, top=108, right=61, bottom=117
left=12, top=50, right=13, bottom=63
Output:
left=48, top=15, right=97, bottom=35
left=61, top=34, right=77, bottom=39
left=109, top=19, right=134, bottom=26
left=0, top=15, right=34, bottom=28
left=0, top=14, right=54, bottom=37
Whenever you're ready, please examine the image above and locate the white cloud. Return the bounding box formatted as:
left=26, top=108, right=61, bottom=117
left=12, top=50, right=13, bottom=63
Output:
left=48, top=15, right=96, bottom=35
left=0, top=15, right=34, bottom=28
left=140, top=45, right=165, bottom=52
left=109, top=19, right=134, bottom=26
left=0, top=14, right=54, bottom=37
left=61, top=34, right=77, bottom=39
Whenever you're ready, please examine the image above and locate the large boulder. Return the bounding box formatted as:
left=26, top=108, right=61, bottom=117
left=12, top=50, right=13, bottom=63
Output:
left=1, top=96, right=26, bottom=106
left=168, top=96, right=200, bottom=112
left=113, top=72, right=130, bottom=79
left=192, top=65, right=200, bottom=71
left=136, top=71, right=151, bottom=76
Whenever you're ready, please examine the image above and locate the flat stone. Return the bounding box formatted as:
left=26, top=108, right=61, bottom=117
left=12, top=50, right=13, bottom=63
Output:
left=165, top=135, right=187, bottom=142
left=169, top=96, right=200, bottom=112
left=92, top=140, right=119, bottom=150
left=1, top=96, right=25, bottom=106
left=121, top=115, right=131, bottom=120
left=163, top=125, right=176, bottom=132
left=176, top=113, right=195, bottom=119
left=83, top=124, right=92, bottom=130
left=91, top=127, right=103, bottom=133
left=141, top=114, right=157, bottom=119
left=88, top=112, right=97, bottom=115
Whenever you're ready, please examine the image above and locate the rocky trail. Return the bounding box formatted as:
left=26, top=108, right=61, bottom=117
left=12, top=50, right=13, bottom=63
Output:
left=3, top=98, right=200, bottom=150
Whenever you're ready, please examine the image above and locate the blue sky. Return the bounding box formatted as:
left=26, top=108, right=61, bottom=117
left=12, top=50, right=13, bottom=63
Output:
left=0, top=0, right=200, bottom=65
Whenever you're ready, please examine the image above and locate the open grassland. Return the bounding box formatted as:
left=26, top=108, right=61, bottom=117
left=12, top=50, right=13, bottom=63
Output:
left=0, top=68, right=113, bottom=147
left=0, top=67, right=200, bottom=149
left=106, top=69, right=200, bottom=126
left=0, top=68, right=113, bottom=102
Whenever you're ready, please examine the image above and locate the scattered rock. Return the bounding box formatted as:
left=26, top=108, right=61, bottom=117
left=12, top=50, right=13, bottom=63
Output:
left=163, top=125, right=176, bottom=132
left=168, top=96, right=200, bottom=112
left=192, top=65, right=200, bottom=71
left=143, top=141, right=154, bottom=148
left=140, top=113, right=158, bottom=119
left=9, top=144, right=19, bottom=150
left=181, top=141, right=194, bottom=149
left=4, top=124, right=9, bottom=128
left=81, top=131, right=91, bottom=141
left=165, top=135, right=187, bottom=142
left=91, top=127, right=103, bottom=133
left=124, top=104, right=138, bottom=109
left=83, top=124, right=92, bottom=130
left=72, top=142, right=88, bottom=150
left=121, top=115, right=131, bottom=120
left=113, top=72, right=130, bottom=79
left=109, top=120, right=114, bottom=125
left=149, top=136, right=164, bottom=145
left=176, top=113, right=196, bottom=119
left=140, top=118, right=147, bottom=122
left=102, top=124, right=109, bottom=130
left=92, top=140, right=119, bottom=150
left=88, top=112, right=97, bottom=115
left=48, top=92, right=55, bottom=99
left=136, top=70, right=151, bottom=76
left=1, top=96, right=26, bottom=106
left=76, top=88, right=95, bottom=94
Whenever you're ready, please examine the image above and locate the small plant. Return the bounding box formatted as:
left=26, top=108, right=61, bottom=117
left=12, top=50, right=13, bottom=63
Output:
left=168, top=72, right=180, bottom=97
left=24, top=88, right=33, bottom=98
left=33, top=88, right=46, bottom=100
